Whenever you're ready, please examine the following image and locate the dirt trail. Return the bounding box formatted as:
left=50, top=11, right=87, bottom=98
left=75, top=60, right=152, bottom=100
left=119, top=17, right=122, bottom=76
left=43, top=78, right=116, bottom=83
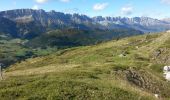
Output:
left=4, top=64, right=79, bottom=77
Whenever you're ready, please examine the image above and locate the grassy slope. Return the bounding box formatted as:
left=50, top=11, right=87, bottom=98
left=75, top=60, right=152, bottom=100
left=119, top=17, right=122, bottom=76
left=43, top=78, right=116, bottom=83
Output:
left=0, top=38, right=29, bottom=66
left=0, top=29, right=142, bottom=67
left=27, top=29, right=143, bottom=48
left=1, top=32, right=170, bottom=100
left=0, top=36, right=60, bottom=67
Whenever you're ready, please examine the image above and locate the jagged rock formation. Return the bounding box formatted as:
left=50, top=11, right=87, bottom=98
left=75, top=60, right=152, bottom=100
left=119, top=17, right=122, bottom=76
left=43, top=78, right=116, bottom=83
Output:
left=0, top=9, right=98, bottom=38
left=93, top=16, right=170, bottom=32
left=162, top=18, right=170, bottom=23
left=0, top=9, right=170, bottom=38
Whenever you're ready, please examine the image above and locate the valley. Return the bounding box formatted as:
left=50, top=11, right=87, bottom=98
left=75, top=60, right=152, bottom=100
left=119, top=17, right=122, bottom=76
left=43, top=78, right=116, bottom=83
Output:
left=0, top=28, right=143, bottom=67
left=0, top=8, right=170, bottom=100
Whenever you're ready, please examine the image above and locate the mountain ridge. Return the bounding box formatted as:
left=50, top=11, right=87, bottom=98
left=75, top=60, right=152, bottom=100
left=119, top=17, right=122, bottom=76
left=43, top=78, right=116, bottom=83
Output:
left=0, top=9, right=170, bottom=39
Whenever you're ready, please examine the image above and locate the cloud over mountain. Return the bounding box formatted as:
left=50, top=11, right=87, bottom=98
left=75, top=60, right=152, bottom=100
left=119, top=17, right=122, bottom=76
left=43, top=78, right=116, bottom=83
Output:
left=93, top=3, right=109, bottom=11
left=32, top=5, right=40, bottom=10
left=35, top=0, right=48, bottom=4
left=60, top=0, right=70, bottom=3
left=121, top=6, right=133, bottom=15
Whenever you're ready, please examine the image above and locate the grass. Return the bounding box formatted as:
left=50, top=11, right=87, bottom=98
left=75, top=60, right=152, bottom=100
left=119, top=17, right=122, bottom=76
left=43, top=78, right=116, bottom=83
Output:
left=0, top=37, right=60, bottom=67
left=0, top=75, right=154, bottom=100
left=1, top=32, right=170, bottom=99
left=0, top=69, right=155, bottom=100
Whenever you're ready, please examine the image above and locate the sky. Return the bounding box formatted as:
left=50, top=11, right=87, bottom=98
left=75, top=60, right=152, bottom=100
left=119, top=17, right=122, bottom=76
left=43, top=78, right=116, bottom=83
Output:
left=0, top=0, right=170, bottom=19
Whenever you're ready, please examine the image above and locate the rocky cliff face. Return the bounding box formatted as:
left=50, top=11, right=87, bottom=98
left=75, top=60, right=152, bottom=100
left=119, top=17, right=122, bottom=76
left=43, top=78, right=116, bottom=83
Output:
left=0, top=9, right=170, bottom=39
left=162, top=18, right=170, bottom=23
left=0, top=9, right=93, bottom=27
left=93, top=16, right=170, bottom=32
left=0, top=9, right=99, bottom=38
left=0, top=17, right=18, bottom=37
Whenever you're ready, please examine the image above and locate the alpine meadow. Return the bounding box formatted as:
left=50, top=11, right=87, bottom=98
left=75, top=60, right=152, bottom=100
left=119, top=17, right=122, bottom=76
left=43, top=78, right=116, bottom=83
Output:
left=0, top=0, right=170, bottom=100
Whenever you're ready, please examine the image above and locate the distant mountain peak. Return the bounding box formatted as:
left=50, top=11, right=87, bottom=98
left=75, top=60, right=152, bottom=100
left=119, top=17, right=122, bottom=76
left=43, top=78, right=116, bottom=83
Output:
left=0, top=9, right=170, bottom=39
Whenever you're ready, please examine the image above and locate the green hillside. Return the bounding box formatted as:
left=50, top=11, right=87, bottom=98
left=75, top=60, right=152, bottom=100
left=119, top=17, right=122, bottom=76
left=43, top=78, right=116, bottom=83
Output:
left=0, top=35, right=59, bottom=67
left=27, top=29, right=143, bottom=48
left=0, top=29, right=142, bottom=67
left=0, top=32, right=170, bottom=100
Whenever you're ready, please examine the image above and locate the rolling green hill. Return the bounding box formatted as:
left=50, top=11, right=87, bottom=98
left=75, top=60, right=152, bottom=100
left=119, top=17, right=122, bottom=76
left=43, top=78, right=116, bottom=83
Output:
left=0, top=35, right=59, bottom=67
left=0, top=29, right=143, bottom=67
left=0, top=32, right=170, bottom=100
left=27, top=29, right=143, bottom=48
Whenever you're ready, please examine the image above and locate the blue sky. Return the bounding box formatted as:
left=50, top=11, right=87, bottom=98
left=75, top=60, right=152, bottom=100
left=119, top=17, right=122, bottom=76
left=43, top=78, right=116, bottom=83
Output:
left=0, top=0, right=170, bottom=19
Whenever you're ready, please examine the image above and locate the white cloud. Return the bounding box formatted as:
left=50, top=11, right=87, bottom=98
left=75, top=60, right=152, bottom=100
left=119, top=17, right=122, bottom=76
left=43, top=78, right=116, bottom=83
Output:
left=35, top=0, right=48, bottom=4
left=93, top=3, right=109, bottom=11
left=35, top=0, right=71, bottom=4
left=13, top=1, right=17, bottom=6
left=161, top=0, right=170, bottom=4
left=32, top=5, right=39, bottom=10
left=60, top=0, right=70, bottom=3
left=121, top=6, right=133, bottom=15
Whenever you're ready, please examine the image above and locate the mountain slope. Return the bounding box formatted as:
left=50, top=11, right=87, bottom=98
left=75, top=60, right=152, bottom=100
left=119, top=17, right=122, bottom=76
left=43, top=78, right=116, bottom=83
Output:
left=1, top=32, right=170, bottom=99
left=0, top=28, right=143, bottom=67
left=0, top=17, right=18, bottom=37
left=93, top=16, right=170, bottom=32
left=162, top=18, right=170, bottom=23
left=0, top=9, right=98, bottom=39
left=0, top=9, right=170, bottom=39
left=26, top=29, right=143, bottom=48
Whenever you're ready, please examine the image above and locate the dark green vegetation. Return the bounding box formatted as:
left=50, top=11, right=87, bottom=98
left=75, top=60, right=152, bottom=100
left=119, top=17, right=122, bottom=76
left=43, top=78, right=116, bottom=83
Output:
left=0, top=29, right=143, bottom=67
left=27, top=29, right=142, bottom=48
left=1, top=32, right=170, bottom=100
left=0, top=34, right=58, bottom=67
